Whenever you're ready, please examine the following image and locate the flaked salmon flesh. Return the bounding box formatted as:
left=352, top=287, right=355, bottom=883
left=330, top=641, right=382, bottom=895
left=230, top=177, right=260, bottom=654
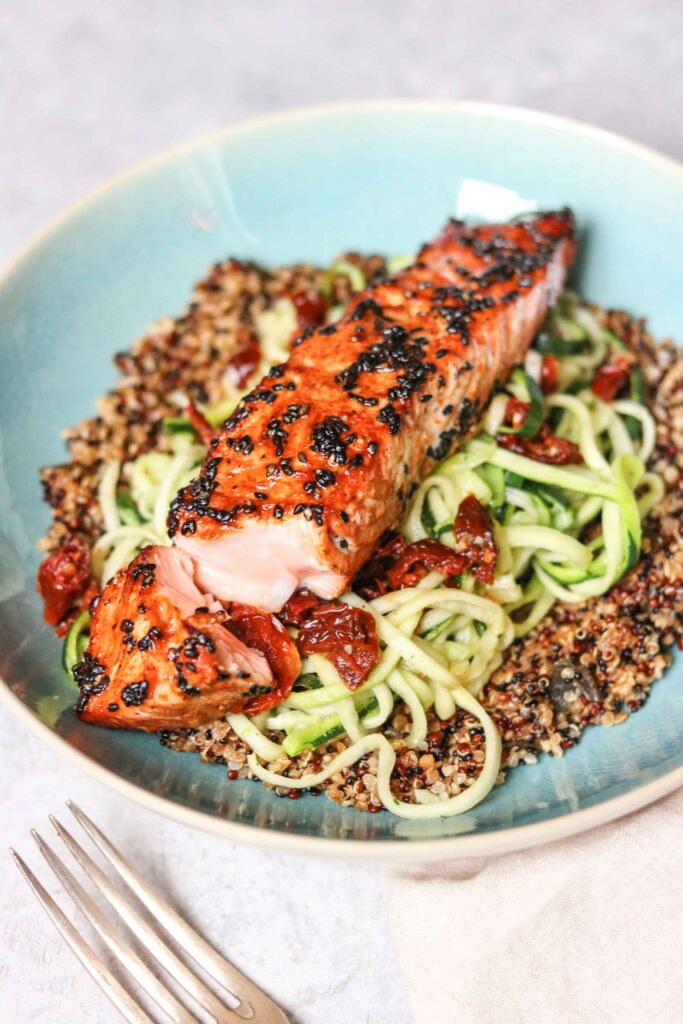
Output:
left=75, top=546, right=287, bottom=730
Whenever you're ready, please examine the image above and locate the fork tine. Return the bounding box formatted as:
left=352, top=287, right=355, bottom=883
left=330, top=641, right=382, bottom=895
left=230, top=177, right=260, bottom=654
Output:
left=68, top=801, right=289, bottom=1024
left=11, top=849, right=154, bottom=1024
left=31, top=830, right=200, bottom=1024
left=49, top=814, right=241, bottom=1024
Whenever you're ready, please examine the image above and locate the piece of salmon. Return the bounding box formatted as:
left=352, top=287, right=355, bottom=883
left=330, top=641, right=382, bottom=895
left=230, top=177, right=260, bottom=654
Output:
left=75, top=546, right=299, bottom=730
left=170, top=212, right=576, bottom=611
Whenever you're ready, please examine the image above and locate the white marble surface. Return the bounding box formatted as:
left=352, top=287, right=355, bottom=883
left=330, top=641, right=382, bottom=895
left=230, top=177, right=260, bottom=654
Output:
left=1, top=1, right=682, bottom=1021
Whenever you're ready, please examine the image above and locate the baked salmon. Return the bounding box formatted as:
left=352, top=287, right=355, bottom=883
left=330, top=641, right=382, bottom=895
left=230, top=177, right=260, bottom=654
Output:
left=75, top=546, right=300, bottom=730
left=170, top=211, right=576, bottom=611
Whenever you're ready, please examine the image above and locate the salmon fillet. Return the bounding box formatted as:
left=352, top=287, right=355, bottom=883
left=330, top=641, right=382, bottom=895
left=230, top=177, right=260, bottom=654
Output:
left=170, top=212, right=576, bottom=611
left=75, top=546, right=299, bottom=730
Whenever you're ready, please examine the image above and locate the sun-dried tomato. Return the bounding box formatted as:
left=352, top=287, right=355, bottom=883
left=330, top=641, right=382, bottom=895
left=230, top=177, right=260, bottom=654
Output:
left=354, top=532, right=472, bottom=597
left=37, top=538, right=92, bottom=626
left=229, top=327, right=261, bottom=388
left=352, top=532, right=407, bottom=599
left=591, top=356, right=632, bottom=402
left=497, top=423, right=582, bottom=464
left=186, top=402, right=215, bottom=445
left=452, top=494, right=498, bottom=584
left=539, top=354, right=559, bottom=394
left=296, top=603, right=379, bottom=690
left=55, top=580, right=99, bottom=638
left=277, top=589, right=324, bottom=628
left=226, top=603, right=301, bottom=713
left=354, top=505, right=501, bottom=597
left=387, top=539, right=468, bottom=591
left=505, top=396, right=531, bottom=430
left=290, top=288, right=328, bottom=337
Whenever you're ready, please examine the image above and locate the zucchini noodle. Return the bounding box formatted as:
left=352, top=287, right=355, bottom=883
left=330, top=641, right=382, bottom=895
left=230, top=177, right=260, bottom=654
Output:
left=254, top=298, right=297, bottom=368
left=321, top=260, right=366, bottom=299
left=545, top=393, right=610, bottom=471
left=362, top=683, right=394, bottom=728
left=75, top=284, right=661, bottom=820
left=98, top=461, right=122, bottom=532
left=92, top=445, right=205, bottom=584
left=226, top=713, right=285, bottom=762
left=613, top=400, right=656, bottom=462
left=387, top=669, right=428, bottom=747
left=247, top=683, right=501, bottom=819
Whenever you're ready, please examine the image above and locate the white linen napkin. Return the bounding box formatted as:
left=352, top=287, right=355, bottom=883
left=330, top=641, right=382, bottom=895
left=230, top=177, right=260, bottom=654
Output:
left=385, top=788, right=683, bottom=1024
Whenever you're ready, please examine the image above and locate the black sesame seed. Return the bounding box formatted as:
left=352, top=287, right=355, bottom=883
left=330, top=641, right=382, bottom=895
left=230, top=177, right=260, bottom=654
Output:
left=282, top=403, right=310, bottom=424
left=349, top=392, right=379, bottom=407
left=120, top=680, right=149, bottom=707
left=310, top=416, right=352, bottom=466
left=350, top=297, right=383, bottom=321
left=315, top=468, right=336, bottom=488
left=377, top=403, right=401, bottom=435
left=266, top=418, right=288, bottom=457
left=234, top=435, right=254, bottom=455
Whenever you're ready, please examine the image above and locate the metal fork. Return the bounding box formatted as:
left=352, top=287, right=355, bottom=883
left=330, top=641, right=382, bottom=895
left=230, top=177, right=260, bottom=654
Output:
left=11, top=801, right=289, bottom=1024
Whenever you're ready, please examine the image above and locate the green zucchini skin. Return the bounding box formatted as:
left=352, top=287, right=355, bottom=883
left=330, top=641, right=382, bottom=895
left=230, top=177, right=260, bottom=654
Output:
left=62, top=610, right=91, bottom=681
left=283, top=692, right=380, bottom=757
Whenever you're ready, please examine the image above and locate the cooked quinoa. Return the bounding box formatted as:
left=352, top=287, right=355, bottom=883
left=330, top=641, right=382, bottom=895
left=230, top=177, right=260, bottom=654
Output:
left=40, top=259, right=683, bottom=811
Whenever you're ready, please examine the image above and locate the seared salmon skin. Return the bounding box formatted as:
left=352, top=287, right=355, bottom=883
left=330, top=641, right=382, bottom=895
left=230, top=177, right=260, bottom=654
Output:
left=170, top=212, right=576, bottom=611
left=75, top=546, right=299, bottom=730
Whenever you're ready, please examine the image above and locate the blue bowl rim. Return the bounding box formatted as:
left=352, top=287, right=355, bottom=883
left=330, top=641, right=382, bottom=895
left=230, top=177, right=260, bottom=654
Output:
left=1, top=99, right=682, bottom=861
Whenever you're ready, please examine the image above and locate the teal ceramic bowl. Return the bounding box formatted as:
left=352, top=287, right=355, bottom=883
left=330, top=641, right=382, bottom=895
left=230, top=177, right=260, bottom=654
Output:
left=1, top=102, right=682, bottom=860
